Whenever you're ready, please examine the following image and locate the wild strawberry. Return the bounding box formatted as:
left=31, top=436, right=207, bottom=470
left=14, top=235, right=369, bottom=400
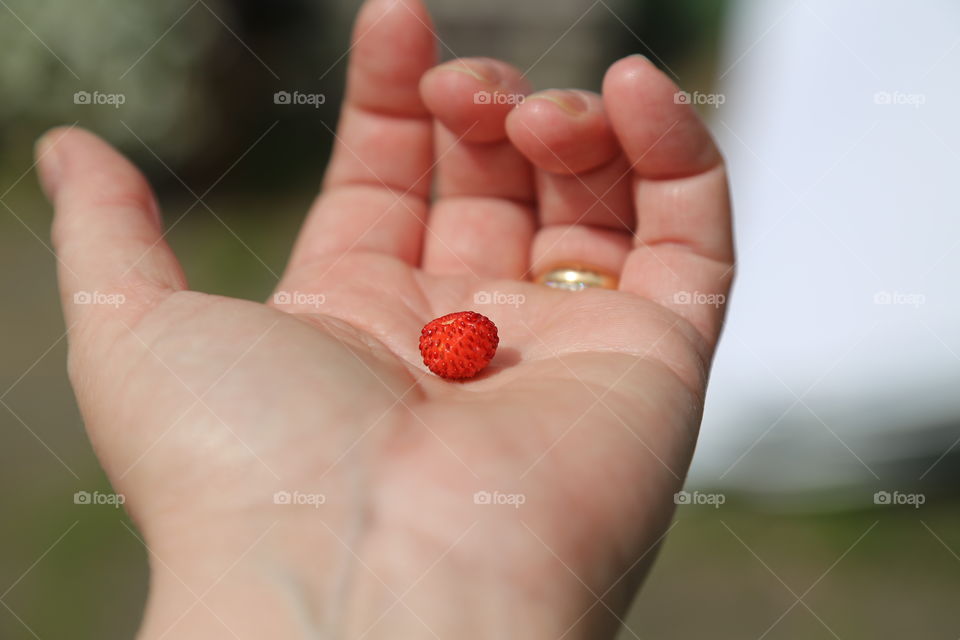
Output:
left=419, top=311, right=499, bottom=380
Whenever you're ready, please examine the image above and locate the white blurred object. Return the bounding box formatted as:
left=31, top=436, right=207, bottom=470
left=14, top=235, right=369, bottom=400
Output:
left=690, top=0, right=960, bottom=492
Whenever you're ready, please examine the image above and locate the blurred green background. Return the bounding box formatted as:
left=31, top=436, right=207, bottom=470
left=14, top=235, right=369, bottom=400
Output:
left=1, top=0, right=958, bottom=638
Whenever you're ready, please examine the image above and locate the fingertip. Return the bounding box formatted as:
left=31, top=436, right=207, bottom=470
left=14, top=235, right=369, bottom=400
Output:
left=348, top=0, right=437, bottom=115
left=601, top=55, right=675, bottom=116
left=601, top=54, right=662, bottom=94
left=420, top=58, right=529, bottom=143
left=46, top=129, right=165, bottom=263
left=520, top=90, right=589, bottom=118
left=356, top=0, right=434, bottom=36
left=423, top=58, right=502, bottom=85
left=45, top=128, right=186, bottom=322
left=603, top=55, right=721, bottom=178
left=506, top=90, right=619, bottom=174
left=53, top=128, right=157, bottom=216
left=35, top=126, right=75, bottom=201
left=36, top=125, right=76, bottom=151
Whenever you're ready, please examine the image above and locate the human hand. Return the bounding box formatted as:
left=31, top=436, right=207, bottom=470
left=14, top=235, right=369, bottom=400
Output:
left=38, top=0, right=732, bottom=638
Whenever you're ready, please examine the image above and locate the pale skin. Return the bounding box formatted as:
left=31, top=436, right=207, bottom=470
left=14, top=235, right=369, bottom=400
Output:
left=37, top=0, right=733, bottom=637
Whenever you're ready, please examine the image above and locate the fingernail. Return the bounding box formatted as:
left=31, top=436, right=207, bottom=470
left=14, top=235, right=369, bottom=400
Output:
left=437, top=59, right=500, bottom=84
left=35, top=132, right=63, bottom=202
left=527, top=90, right=589, bottom=116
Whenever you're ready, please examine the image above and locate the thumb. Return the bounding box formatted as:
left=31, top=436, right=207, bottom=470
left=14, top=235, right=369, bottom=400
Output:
left=38, top=127, right=186, bottom=334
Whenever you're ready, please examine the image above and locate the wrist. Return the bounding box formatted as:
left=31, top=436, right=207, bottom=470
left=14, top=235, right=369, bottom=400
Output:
left=135, top=512, right=627, bottom=640
left=135, top=517, right=317, bottom=640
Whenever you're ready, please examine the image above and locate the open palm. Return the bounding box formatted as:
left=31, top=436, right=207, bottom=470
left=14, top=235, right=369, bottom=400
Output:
left=41, top=0, right=732, bottom=637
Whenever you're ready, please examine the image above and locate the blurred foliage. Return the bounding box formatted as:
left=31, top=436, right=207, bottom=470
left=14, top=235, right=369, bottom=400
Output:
left=0, top=0, right=729, bottom=193
left=0, top=1, right=221, bottom=158
left=625, top=499, right=960, bottom=639
left=0, top=0, right=340, bottom=192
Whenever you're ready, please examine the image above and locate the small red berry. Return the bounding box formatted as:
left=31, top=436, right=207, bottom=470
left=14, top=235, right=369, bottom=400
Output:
left=419, top=311, right=499, bottom=380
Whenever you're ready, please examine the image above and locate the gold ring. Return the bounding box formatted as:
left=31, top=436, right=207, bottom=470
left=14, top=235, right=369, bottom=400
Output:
left=534, top=263, right=619, bottom=291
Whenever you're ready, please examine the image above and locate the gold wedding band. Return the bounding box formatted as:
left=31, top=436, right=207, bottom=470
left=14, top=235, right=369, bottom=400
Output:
left=534, top=263, right=619, bottom=291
